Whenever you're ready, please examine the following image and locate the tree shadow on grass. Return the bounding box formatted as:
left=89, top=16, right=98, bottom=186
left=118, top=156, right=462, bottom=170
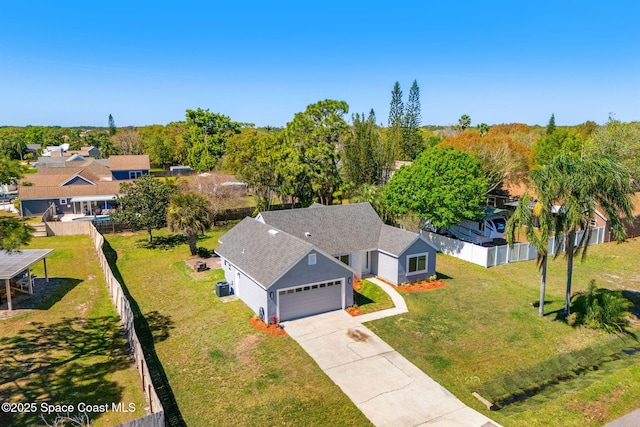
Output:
left=353, top=290, right=374, bottom=307
left=145, top=310, right=175, bottom=344
left=0, top=316, right=131, bottom=427
left=102, top=239, right=186, bottom=427
left=137, top=233, right=187, bottom=250
left=1, top=278, right=82, bottom=312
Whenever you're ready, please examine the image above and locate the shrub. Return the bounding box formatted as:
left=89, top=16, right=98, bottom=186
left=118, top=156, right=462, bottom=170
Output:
left=196, top=247, right=211, bottom=258
left=571, top=280, right=632, bottom=333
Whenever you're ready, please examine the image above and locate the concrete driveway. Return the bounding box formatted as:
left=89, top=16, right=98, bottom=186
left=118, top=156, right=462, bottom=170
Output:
left=282, top=310, right=500, bottom=427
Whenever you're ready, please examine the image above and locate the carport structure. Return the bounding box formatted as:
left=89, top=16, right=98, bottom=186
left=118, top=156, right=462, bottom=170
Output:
left=0, top=249, right=53, bottom=311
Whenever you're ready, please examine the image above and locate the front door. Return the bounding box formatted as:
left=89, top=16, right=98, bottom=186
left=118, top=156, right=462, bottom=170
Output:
left=362, top=251, right=371, bottom=274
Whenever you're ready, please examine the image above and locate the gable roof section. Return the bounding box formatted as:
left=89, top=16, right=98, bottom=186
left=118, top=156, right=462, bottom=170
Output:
left=258, top=203, right=384, bottom=254
left=216, top=218, right=315, bottom=288
left=377, top=225, right=424, bottom=256
left=108, top=155, right=150, bottom=171
left=18, top=180, right=122, bottom=200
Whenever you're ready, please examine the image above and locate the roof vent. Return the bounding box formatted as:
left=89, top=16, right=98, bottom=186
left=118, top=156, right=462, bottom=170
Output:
left=268, top=229, right=279, bottom=236
left=305, top=232, right=311, bottom=238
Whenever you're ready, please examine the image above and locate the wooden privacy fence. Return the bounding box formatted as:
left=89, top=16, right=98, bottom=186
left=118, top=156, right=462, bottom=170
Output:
left=423, top=226, right=606, bottom=268
left=88, top=225, right=165, bottom=426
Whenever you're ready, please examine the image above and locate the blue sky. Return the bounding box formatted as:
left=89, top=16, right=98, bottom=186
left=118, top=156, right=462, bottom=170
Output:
left=1, top=1, right=639, bottom=128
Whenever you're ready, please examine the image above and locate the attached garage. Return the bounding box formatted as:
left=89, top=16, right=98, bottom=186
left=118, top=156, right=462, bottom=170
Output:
left=278, top=280, right=343, bottom=321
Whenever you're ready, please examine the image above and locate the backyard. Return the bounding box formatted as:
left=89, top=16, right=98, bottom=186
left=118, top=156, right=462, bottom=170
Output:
left=0, top=235, right=146, bottom=427
left=368, top=237, right=640, bottom=426
left=105, top=227, right=372, bottom=427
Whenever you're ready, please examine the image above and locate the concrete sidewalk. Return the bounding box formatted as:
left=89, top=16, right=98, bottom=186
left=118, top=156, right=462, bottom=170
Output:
left=357, top=277, right=408, bottom=322
left=283, top=310, right=500, bottom=427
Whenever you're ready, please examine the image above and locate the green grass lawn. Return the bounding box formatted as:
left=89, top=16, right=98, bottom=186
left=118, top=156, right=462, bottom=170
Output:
left=0, top=235, right=146, bottom=427
left=354, top=280, right=394, bottom=314
left=368, top=238, right=640, bottom=427
left=106, top=226, right=371, bottom=427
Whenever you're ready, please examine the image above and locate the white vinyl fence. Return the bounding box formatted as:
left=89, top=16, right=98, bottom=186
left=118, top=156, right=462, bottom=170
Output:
left=423, top=226, right=606, bottom=268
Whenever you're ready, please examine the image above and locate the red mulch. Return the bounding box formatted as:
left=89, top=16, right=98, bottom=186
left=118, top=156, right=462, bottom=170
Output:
left=391, top=280, right=447, bottom=292
left=346, top=306, right=363, bottom=317
left=249, top=317, right=286, bottom=336
left=353, top=279, right=362, bottom=291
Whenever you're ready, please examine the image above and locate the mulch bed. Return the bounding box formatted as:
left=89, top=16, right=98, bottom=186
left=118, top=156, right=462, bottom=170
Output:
left=346, top=306, right=363, bottom=317
left=391, top=280, right=447, bottom=292
left=249, top=317, right=286, bottom=336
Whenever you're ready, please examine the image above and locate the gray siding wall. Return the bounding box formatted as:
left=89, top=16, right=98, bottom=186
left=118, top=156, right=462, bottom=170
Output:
left=221, top=258, right=268, bottom=319
left=377, top=251, right=400, bottom=284
left=269, top=250, right=353, bottom=320
left=397, top=239, right=437, bottom=284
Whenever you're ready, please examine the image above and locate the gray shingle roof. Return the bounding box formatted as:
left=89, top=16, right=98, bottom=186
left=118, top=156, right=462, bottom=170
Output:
left=258, top=203, right=383, bottom=255
left=377, top=225, right=421, bottom=256
left=215, top=217, right=313, bottom=288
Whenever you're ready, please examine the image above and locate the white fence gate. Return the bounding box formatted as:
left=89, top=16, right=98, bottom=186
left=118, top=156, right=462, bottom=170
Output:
left=423, top=226, right=606, bottom=268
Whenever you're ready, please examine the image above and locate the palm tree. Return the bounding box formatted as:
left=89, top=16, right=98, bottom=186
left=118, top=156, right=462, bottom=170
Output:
left=167, top=192, right=211, bottom=256
left=506, top=190, right=552, bottom=317
left=542, top=154, right=634, bottom=315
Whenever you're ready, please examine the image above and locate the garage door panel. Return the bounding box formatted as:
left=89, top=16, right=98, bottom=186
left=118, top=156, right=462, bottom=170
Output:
left=279, top=281, right=342, bottom=321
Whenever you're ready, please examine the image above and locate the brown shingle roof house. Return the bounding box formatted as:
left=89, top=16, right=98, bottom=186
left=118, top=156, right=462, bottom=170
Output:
left=19, top=155, right=150, bottom=218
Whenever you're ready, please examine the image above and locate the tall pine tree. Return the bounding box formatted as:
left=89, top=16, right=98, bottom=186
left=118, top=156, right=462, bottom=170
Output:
left=546, top=113, right=556, bottom=135
left=402, top=80, right=423, bottom=160
left=108, top=114, right=116, bottom=136
left=387, top=82, right=404, bottom=161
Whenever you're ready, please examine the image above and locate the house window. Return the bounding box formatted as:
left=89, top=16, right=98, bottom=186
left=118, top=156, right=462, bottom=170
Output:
left=336, top=254, right=350, bottom=265
left=59, top=198, right=67, bottom=205
left=308, top=253, right=316, bottom=265
left=589, top=219, right=597, bottom=228
left=129, top=171, right=143, bottom=179
left=407, top=253, right=428, bottom=274
left=487, top=197, right=496, bottom=207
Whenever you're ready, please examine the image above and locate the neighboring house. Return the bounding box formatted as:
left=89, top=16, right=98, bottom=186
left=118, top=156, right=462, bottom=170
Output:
left=67, top=146, right=101, bottom=158
left=109, top=155, right=150, bottom=180
left=18, top=155, right=149, bottom=217
left=216, top=203, right=437, bottom=321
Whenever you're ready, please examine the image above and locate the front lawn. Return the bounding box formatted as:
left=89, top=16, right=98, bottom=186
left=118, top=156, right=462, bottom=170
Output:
left=368, top=238, right=640, bottom=426
left=0, top=236, right=146, bottom=427
left=106, top=227, right=371, bottom=427
left=353, top=280, right=394, bottom=314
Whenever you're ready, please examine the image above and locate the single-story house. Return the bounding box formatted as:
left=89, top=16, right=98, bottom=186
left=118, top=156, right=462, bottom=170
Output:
left=109, top=155, right=150, bottom=180
left=18, top=155, right=150, bottom=217
left=216, top=203, right=437, bottom=321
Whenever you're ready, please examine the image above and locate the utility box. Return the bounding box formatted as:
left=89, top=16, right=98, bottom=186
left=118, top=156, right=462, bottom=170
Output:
left=215, top=281, right=230, bottom=297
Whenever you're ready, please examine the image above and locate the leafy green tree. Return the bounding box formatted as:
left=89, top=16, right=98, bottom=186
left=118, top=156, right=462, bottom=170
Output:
left=224, top=129, right=281, bottom=210
left=457, top=114, right=471, bottom=132
left=0, top=127, right=26, bottom=160
left=546, top=113, right=556, bottom=135
left=84, top=130, right=117, bottom=158
left=383, top=147, right=489, bottom=228
left=342, top=110, right=394, bottom=187
left=108, top=114, right=117, bottom=136
left=0, top=159, right=32, bottom=251
left=140, top=125, right=176, bottom=169
left=167, top=192, right=211, bottom=256
left=112, top=175, right=175, bottom=243
left=540, top=154, right=634, bottom=315
left=401, top=80, right=424, bottom=160
left=183, top=108, right=240, bottom=172
left=280, top=99, right=348, bottom=205
left=533, top=129, right=584, bottom=166
left=582, top=118, right=640, bottom=181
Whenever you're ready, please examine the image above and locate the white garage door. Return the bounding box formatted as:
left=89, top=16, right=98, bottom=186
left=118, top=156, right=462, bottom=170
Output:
left=278, top=280, right=343, bottom=321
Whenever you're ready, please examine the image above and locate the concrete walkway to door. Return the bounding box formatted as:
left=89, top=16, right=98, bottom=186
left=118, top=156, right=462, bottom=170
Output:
left=282, top=310, right=500, bottom=427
